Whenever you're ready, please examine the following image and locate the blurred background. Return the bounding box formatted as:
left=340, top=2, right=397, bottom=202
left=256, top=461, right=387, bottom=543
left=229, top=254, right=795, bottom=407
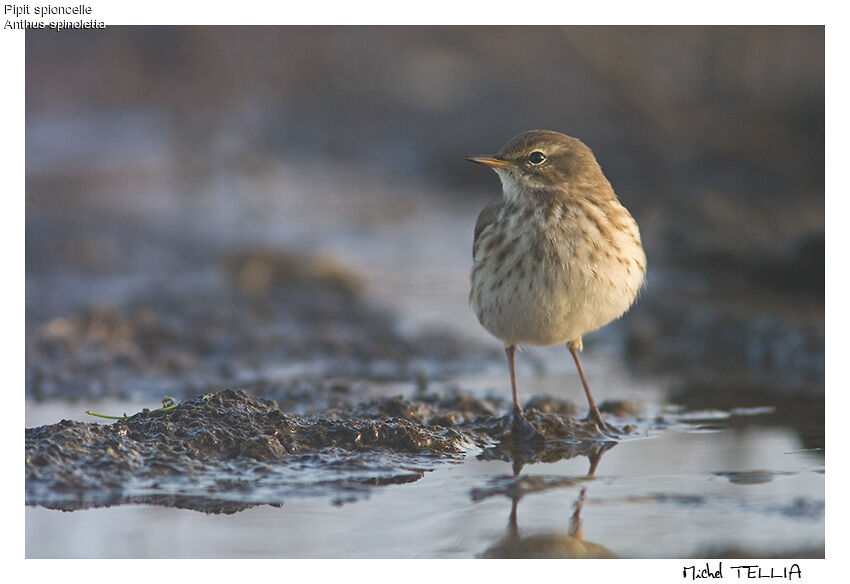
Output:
left=26, top=26, right=823, bottom=429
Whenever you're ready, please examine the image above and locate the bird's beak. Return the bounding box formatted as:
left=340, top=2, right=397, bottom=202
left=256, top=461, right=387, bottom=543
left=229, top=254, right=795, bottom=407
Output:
left=466, top=156, right=512, bottom=169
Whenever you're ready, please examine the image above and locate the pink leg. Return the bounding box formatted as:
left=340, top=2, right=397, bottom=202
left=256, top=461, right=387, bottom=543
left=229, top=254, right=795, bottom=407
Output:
left=504, top=346, right=543, bottom=439
left=567, top=339, right=607, bottom=429
left=505, top=346, right=523, bottom=418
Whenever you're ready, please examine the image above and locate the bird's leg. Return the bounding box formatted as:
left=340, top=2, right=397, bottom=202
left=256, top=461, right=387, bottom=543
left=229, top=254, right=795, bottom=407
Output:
left=567, top=339, right=619, bottom=435
left=503, top=346, right=544, bottom=441
left=505, top=345, right=523, bottom=421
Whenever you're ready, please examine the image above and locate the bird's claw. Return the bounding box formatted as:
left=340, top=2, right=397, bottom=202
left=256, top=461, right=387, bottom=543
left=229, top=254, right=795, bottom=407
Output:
left=587, top=413, right=622, bottom=438
left=506, top=409, right=546, bottom=442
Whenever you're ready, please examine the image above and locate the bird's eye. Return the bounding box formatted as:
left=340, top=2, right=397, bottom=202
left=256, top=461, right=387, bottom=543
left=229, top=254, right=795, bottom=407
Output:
left=528, top=151, right=546, bottom=165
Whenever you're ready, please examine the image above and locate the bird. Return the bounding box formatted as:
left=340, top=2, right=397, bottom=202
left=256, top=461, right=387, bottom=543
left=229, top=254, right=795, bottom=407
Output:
left=467, top=130, right=646, bottom=434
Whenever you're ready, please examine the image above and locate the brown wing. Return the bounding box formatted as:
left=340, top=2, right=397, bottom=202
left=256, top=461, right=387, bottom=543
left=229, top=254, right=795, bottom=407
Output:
left=473, top=201, right=503, bottom=261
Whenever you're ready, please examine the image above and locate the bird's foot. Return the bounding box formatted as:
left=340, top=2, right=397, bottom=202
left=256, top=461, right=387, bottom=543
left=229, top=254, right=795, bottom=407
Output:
left=586, top=410, right=622, bottom=438
left=506, top=407, right=546, bottom=442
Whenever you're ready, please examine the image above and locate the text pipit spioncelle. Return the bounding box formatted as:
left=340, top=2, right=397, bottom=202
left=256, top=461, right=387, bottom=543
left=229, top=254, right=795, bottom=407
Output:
left=468, top=130, right=646, bottom=435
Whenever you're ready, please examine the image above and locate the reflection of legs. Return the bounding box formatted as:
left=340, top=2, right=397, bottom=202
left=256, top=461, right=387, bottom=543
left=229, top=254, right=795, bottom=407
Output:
left=568, top=487, right=587, bottom=539
left=587, top=448, right=602, bottom=477
left=587, top=442, right=616, bottom=476
left=507, top=497, right=519, bottom=539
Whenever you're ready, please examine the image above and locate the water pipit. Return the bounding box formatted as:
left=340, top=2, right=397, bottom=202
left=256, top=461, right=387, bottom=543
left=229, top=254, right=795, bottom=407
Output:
left=468, top=130, right=646, bottom=434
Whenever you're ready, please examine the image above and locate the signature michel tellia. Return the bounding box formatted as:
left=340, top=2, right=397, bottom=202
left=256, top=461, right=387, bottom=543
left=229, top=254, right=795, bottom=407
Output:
left=682, top=562, right=802, bottom=580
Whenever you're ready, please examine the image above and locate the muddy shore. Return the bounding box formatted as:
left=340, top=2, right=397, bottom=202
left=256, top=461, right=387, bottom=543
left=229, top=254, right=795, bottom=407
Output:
left=27, top=388, right=638, bottom=513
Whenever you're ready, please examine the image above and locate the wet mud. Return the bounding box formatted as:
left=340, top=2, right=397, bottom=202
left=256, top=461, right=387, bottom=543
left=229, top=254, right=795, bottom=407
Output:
left=26, top=389, right=625, bottom=513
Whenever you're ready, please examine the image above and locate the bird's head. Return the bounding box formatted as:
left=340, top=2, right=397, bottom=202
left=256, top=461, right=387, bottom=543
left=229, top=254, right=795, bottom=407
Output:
left=467, top=130, right=610, bottom=204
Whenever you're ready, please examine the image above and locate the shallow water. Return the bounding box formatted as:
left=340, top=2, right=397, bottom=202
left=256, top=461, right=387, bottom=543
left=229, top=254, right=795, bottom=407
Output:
left=25, top=423, right=823, bottom=558
left=25, top=367, right=824, bottom=558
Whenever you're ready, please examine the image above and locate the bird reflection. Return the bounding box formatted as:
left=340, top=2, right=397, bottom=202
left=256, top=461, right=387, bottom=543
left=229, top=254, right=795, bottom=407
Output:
left=479, top=442, right=616, bottom=558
